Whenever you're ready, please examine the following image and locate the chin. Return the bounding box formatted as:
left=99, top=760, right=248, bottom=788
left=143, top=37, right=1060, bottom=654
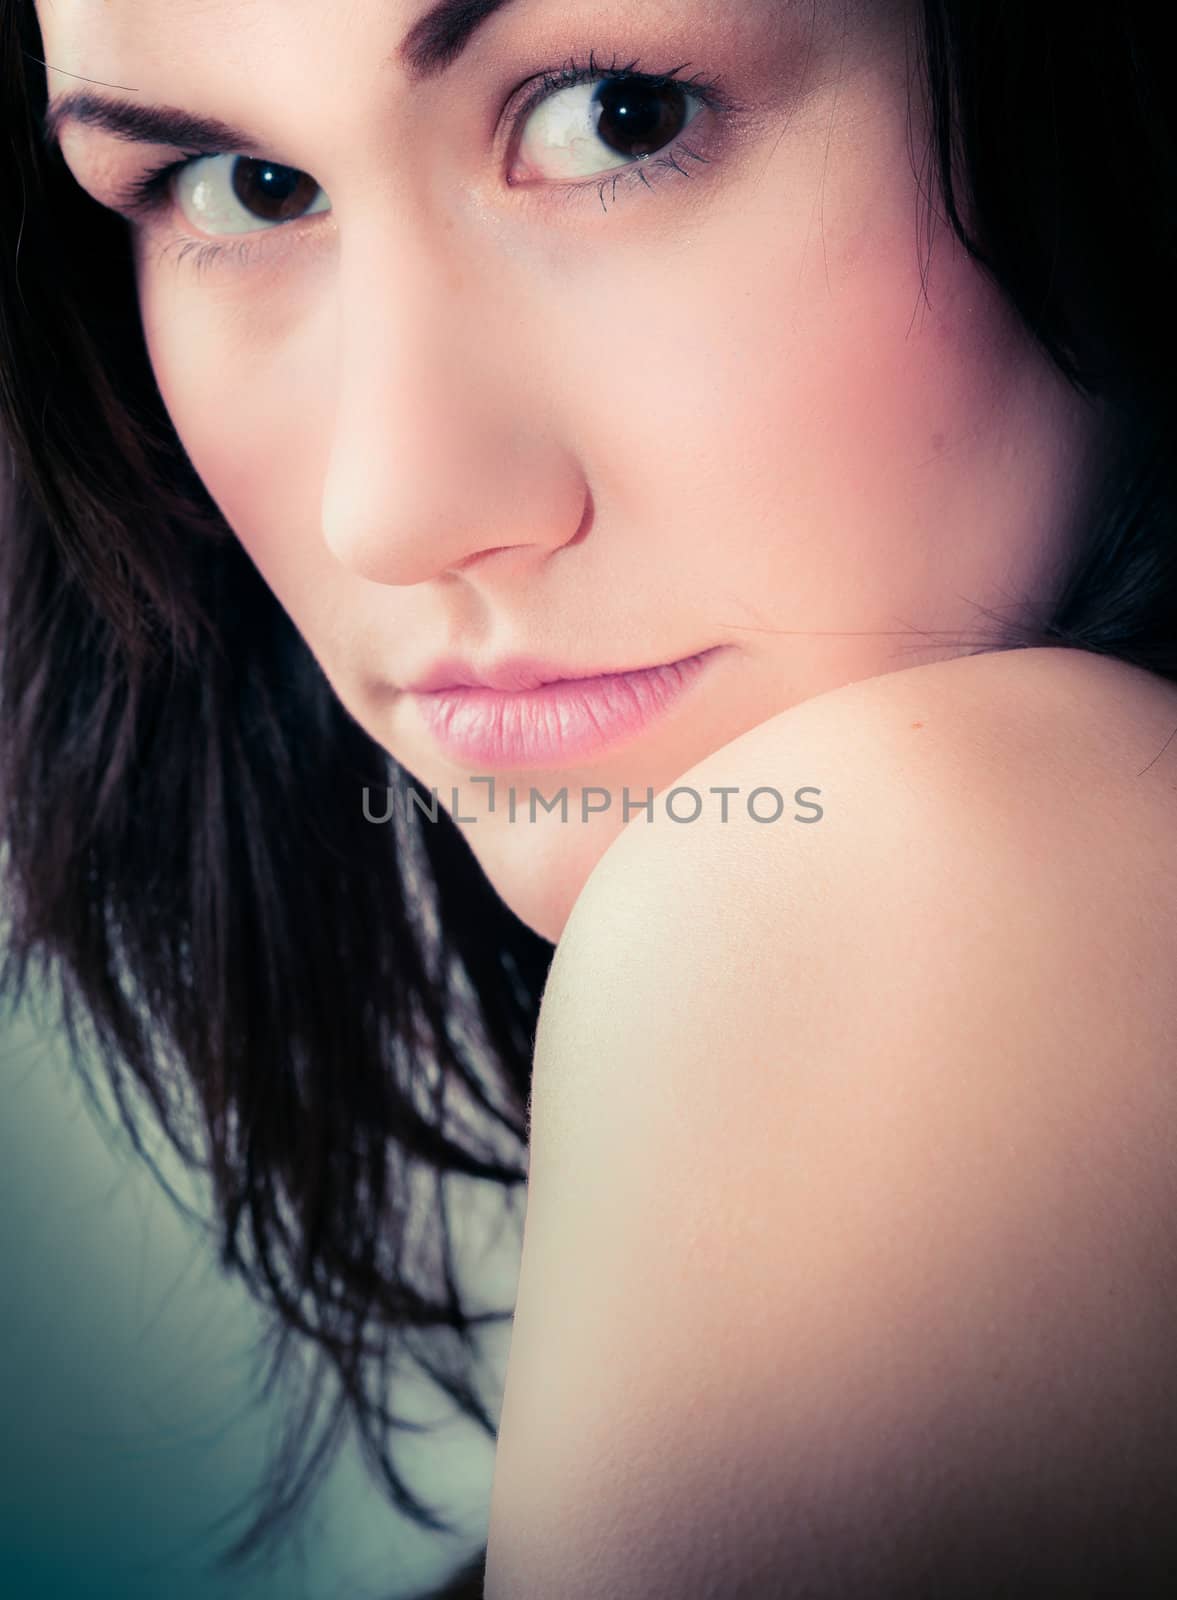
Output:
left=469, top=816, right=626, bottom=948
left=479, top=865, right=570, bottom=946
left=486, top=858, right=584, bottom=947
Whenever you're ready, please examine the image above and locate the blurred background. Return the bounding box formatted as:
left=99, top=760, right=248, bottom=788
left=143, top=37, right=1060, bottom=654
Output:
left=0, top=978, right=523, bottom=1599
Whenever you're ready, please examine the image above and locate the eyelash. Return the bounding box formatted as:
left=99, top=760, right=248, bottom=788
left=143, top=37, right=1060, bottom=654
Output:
left=117, top=48, right=732, bottom=275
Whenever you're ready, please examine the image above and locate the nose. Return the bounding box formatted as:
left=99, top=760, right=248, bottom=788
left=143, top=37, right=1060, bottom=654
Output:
left=319, top=213, right=586, bottom=586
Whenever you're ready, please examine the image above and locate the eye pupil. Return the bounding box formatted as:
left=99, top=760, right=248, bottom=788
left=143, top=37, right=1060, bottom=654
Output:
left=230, top=157, right=320, bottom=223
left=594, top=78, right=689, bottom=160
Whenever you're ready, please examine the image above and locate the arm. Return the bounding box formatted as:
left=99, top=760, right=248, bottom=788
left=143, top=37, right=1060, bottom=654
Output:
left=484, top=697, right=1177, bottom=1598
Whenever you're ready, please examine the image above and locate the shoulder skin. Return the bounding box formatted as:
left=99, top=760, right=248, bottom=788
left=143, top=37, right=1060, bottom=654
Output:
left=484, top=645, right=1177, bottom=1599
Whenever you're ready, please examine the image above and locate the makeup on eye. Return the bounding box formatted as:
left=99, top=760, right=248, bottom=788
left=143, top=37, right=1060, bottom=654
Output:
left=105, top=46, right=732, bottom=258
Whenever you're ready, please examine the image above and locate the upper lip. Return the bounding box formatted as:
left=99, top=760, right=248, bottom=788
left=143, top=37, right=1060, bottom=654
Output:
left=404, top=653, right=702, bottom=694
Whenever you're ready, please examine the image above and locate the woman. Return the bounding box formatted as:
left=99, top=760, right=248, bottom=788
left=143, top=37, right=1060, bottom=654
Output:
left=2, top=0, right=1176, bottom=1594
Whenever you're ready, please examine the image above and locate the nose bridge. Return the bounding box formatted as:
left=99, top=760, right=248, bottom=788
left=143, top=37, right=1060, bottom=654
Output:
left=338, top=200, right=476, bottom=435
left=319, top=206, right=581, bottom=586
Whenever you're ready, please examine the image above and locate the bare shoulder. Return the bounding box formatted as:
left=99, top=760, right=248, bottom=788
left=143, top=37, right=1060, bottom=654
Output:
left=536, top=644, right=1177, bottom=1145
left=556, top=643, right=1177, bottom=977
left=486, top=647, right=1177, bottom=1598
left=538, top=643, right=1177, bottom=1138
left=535, top=642, right=1177, bottom=1199
left=487, top=651, right=1177, bottom=1595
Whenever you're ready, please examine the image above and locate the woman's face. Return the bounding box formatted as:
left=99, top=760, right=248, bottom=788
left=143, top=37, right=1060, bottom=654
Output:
left=42, top=0, right=1108, bottom=942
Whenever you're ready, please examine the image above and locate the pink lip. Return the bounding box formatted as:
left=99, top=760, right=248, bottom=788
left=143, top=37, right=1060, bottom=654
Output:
left=406, top=648, right=723, bottom=767
left=405, top=654, right=672, bottom=693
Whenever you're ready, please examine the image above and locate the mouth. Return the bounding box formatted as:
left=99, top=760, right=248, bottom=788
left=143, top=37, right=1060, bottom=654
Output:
left=405, top=647, right=726, bottom=769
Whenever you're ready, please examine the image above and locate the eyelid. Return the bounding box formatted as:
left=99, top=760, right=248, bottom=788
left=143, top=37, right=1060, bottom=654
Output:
left=509, top=53, right=734, bottom=125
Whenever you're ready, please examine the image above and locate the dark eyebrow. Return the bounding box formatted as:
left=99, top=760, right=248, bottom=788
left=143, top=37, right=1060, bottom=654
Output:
left=43, top=0, right=520, bottom=152
left=42, top=96, right=259, bottom=156
left=399, top=0, right=520, bottom=81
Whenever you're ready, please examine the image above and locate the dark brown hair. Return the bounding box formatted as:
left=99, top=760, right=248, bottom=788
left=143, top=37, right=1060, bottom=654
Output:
left=1, top=2, right=1174, bottom=1595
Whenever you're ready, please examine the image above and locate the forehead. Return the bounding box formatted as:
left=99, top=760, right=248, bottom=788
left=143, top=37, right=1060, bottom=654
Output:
left=35, top=0, right=804, bottom=82
left=36, top=0, right=392, bottom=74
left=34, top=0, right=467, bottom=168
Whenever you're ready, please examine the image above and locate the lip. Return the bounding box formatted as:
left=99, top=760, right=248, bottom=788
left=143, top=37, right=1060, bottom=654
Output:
left=404, top=654, right=681, bottom=694
left=405, top=648, right=724, bottom=768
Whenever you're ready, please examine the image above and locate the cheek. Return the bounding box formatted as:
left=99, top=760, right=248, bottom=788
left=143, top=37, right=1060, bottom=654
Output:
left=137, top=253, right=334, bottom=596
left=544, top=72, right=1032, bottom=588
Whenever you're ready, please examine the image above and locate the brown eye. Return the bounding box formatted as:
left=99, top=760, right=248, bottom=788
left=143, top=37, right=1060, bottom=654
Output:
left=514, top=74, right=706, bottom=184
left=174, top=153, right=331, bottom=236
left=229, top=158, right=324, bottom=223
left=592, top=78, right=692, bottom=161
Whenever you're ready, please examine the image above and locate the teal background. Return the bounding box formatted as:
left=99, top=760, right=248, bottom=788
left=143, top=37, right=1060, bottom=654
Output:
left=0, top=983, right=521, bottom=1599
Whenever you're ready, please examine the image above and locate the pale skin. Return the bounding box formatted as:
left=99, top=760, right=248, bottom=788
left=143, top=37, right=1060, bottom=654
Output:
left=36, top=0, right=1177, bottom=1591
left=487, top=648, right=1177, bottom=1595
left=41, top=0, right=1114, bottom=944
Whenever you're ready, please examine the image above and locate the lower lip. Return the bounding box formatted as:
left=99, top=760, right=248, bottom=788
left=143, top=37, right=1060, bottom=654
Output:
left=408, top=649, right=722, bottom=768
